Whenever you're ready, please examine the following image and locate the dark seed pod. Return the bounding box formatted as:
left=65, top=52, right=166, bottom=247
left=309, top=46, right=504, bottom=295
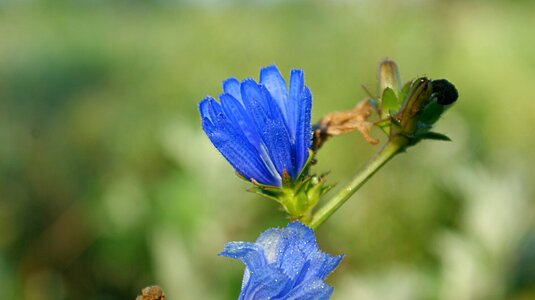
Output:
left=432, top=79, right=458, bottom=105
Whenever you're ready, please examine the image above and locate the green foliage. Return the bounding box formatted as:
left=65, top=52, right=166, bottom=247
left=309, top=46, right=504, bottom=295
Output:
left=1, top=1, right=535, bottom=299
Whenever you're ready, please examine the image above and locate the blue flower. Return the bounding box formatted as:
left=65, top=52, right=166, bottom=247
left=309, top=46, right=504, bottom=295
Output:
left=199, top=65, right=312, bottom=187
left=219, top=222, right=343, bottom=300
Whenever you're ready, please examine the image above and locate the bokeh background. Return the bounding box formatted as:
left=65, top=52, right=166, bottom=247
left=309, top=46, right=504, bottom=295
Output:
left=1, top=0, right=535, bottom=299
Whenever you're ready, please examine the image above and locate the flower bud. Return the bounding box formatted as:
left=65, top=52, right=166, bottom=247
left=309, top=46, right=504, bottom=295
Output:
left=372, top=61, right=458, bottom=147
left=378, top=59, right=401, bottom=94
left=399, top=77, right=432, bottom=135
left=431, top=79, right=458, bottom=105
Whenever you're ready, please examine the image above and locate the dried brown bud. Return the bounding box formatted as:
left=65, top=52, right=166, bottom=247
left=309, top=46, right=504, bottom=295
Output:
left=136, top=286, right=165, bottom=300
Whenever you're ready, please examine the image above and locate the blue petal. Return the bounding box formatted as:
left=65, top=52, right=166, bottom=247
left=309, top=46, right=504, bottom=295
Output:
left=279, top=223, right=343, bottom=285
left=295, top=86, right=312, bottom=173
left=221, top=222, right=343, bottom=300
left=285, top=221, right=316, bottom=244
left=279, top=238, right=308, bottom=284
left=200, top=67, right=314, bottom=185
left=302, top=250, right=344, bottom=282
left=263, top=118, right=295, bottom=177
left=261, top=84, right=287, bottom=121
left=198, top=98, right=211, bottom=121
left=284, top=222, right=318, bottom=260
left=288, top=224, right=343, bottom=282
left=282, top=279, right=334, bottom=300
left=240, top=79, right=286, bottom=123
left=220, top=90, right=282, bottom=185
left=220, top=242, right=290, bottom=300
left=241, top=265, right=290, bottom=300
left=223, top=77, right=243, bottom=103
left=318, top=253, right=344, bottom=280
left=241, top=80, right=294, bottom=177
left=198, top=96, right=220, bottom=123
left=258, top=222, right=337, bottom=287
left=219, top=241, right=267, bottom=272
left=287, top=69, right=305, bottom=141
left=219, top=93, right=263, bottom=150
left=201, top=114, right=278, bottom=186
left=260, top=65, right=288, bottom=120
left=241, top=79, right=271, bottom=129
left=278, top=222, right=315, bottom=283
left=255, top=228, right=284, bottom=264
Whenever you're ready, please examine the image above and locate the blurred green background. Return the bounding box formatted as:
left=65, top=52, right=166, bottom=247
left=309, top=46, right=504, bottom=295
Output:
left=1, top=0, right=535, bottom=299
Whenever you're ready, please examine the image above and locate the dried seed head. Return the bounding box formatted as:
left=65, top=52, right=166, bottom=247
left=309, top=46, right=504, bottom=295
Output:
left=136, top=286, right=165, bottom=300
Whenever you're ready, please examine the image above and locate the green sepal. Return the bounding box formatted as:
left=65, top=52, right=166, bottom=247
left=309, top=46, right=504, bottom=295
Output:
left=418, top=100, right=445, bottom=126
left=249, top=178, right=282, bottom=191
left=235, top=171, right=249, bottom=182
left=398, top=81, right=412, bottom=104
left=380, top=87, right=399, bottom=119
left=296, top=149, right=316, bottom=181
left=418, top=131, right=451, bottom=142
left=246, top=150, right=332, bottom=221
left=402, top=130, right=451, bottom=148
left=281, top=169, right=293, bottom=187
left=248, top=186, right=283, bottom=203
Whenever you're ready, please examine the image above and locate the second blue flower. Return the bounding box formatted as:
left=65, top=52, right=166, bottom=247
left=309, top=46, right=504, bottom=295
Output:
left=199, top=65, right=312, bottom=187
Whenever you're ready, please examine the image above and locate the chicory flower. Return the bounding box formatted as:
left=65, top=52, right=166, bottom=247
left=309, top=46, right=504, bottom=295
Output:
left=199, top=65, right=312, bottom=187
left=220, top=222, right=343, bottom=300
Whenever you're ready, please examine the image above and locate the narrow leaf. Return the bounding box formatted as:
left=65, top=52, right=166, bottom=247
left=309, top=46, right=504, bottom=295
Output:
left=420, top=131, right=452, bottom=141
left=419, top=101, right=445, bottom=125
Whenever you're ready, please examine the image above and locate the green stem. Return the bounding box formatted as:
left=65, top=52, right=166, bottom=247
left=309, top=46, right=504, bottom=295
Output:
left=308, top=139, right=405, bottom=230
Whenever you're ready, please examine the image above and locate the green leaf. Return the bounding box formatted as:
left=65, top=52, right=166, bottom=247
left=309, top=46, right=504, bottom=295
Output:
left=380, top=87, right=399, bottom=118
left=398, top=81, right=412, bottom=104
left=248, top=187, right=282, bottom=203
left=419, top=131, right=451, bottom=141
left=418, top=101, right=445, bottom=125
left=296, top=149, right=315, bottom=180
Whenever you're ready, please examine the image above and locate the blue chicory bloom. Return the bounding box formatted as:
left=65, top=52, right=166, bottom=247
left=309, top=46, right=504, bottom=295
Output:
left=219, top=222, right=343, bottom=300
left=199, top=65, right=312, bottom=187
